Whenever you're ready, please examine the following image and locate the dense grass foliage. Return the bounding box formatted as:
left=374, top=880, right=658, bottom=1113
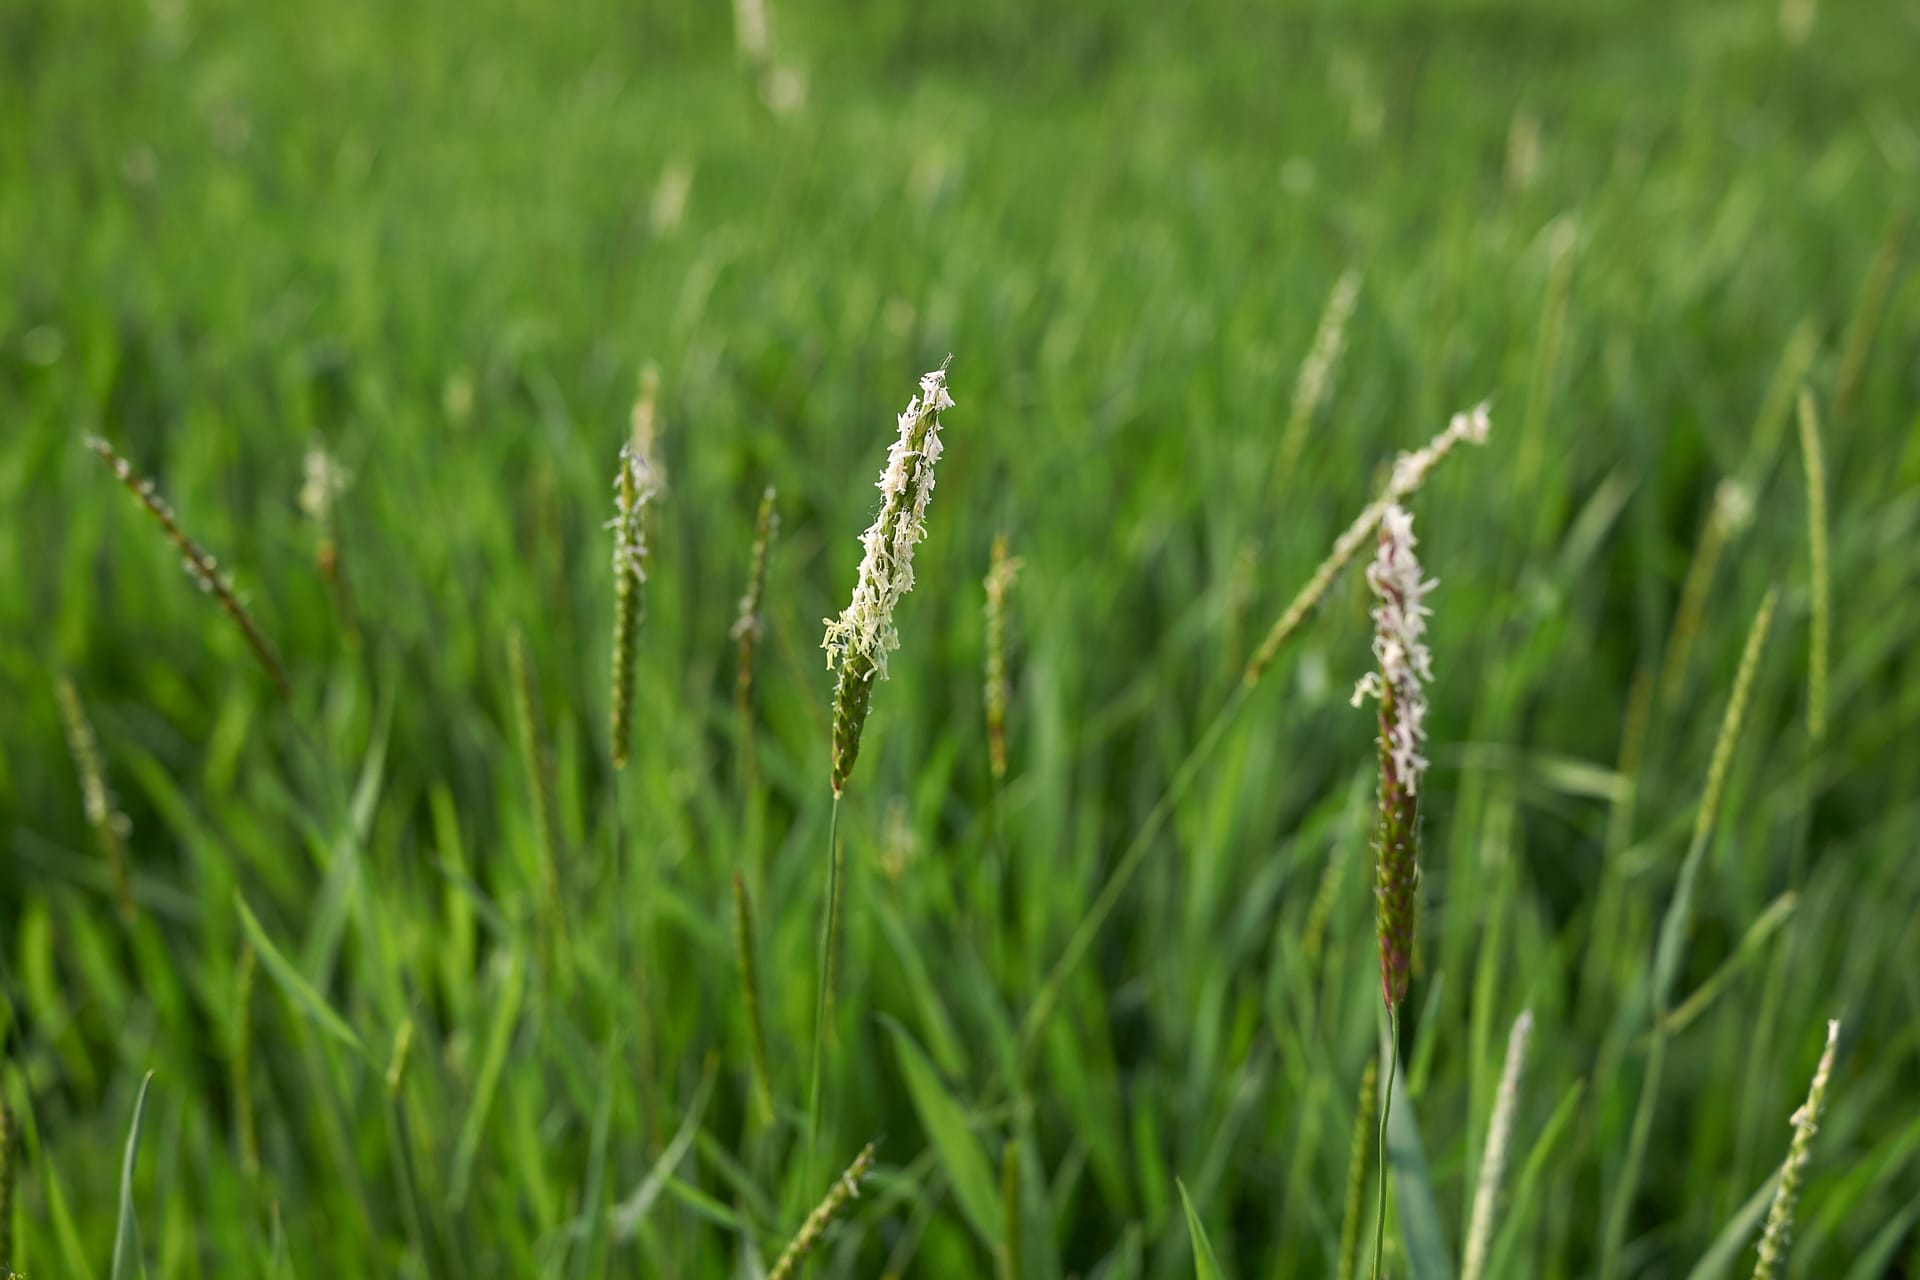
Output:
left=4, top=0, right=1918, bottom=1274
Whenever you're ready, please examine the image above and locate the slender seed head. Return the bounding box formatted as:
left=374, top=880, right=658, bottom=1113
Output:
left=825, top=363, right=954, bottom=794
left=609, top=433, right=659, bottom=770
left=1277, top=269, right=1363, bottom=474
left=733, top=485, right=779, bottom=768
left=731, top=870, right=776, bottom=1124
left=1796, top=388, right=1830, bottom=742
left=1753, top=1020, right=1840, bottom=1280
left=57, top=677, right=137, bottom=922
left=768, top=1143, right=877, bottom=1280
left=87, top=435, right=292, bottom=703
left=1336, top=1058, right=1379, bottom=1280
left=1352, top=504, right=1437, bottom=1009
left=984, top=533, right=1023, bottom=781
left=1463, top=1009, right=1535, bottom=1280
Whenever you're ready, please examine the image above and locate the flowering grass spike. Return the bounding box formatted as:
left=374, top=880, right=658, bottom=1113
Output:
left=1753, top=1020, right=1839, bottom=1279
left=609, top=435, right=659, bottom=769
left=1352, top=503, right=1436, bottom=1009
left=823, top=362, right=953, bottom=795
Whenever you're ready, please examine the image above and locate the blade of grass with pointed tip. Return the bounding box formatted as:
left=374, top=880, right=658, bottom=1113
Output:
left=1659, top=892, right=1797, bottom=1037
left=1683, top=1167, right=1779, bottom=1280
left=610, top=1059, right=717, bottom=1240
left=110, top=1071, right=154, bottom=1280
left=1842, top=1195, right=1920, bottom=1280
left=1178, top=1180, right=1226, bottom=1280
left=235, top=893, right=364, bottom=1055
left=886, top=1017, right=1003, bottom=1249
left=448, top=951, right=526, bottom=1208
left=569, top=1039, right=618, bottom=1280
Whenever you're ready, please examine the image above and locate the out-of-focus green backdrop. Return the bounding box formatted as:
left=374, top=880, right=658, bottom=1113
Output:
left=3, top=0, right=1917, bottom=1274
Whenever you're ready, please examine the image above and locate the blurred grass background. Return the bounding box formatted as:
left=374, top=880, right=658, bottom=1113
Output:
left=2, top=0, right=1918, bottom=1273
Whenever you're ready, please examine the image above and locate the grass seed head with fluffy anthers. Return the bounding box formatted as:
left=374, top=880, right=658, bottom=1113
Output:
left=87, top=436, right=293, bottom=704
left=57, top=676, right=137, bottom=922
left=767, top=1142, right=876, bottom=1280
left=1352, top=502, right=1436, bottom=1010
left=608, top=436, right=659, bottom=770
left=983, top=532, right=1023, bottom=781
left=823, top=362, right=954, bottom=795
left=298, top=446, right=351, bottom=577
left=1753, top=1020, right=1839, bottom=1279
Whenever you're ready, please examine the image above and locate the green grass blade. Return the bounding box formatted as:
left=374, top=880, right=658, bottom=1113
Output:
left=110, top=1071, right=154, bottom=1280
left=235, top=893, right=364, bottom=1056
left=448, top=951, right=526, bottom=1208
left=1841, top=1195, right=1920, bottom=1280
left=1384, top=1047, right=1454, bottom=1280
left=885, top=1017, right=1003, bottom=1249
left=1177, top=1180, right=1226, bottom=1280
left=610, top=1059, right=717, bottom=1240
left=1486, top=1079, right=1584, bottom=1280
left=1683, top=1166, right=1779, bottom=1280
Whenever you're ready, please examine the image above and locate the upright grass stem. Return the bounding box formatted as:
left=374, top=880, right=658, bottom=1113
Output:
left=803, top=794, right=845, bottom=1214
left=1599, top=588, right=1777, bottom=1280
left=1372, top=1007, right=1399, bottom=1280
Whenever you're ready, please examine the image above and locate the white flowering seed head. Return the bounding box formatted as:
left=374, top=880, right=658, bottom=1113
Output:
left=1463, top=1009, right=1535, bottom=1280
left=1351, top=502, right=1436, bottom=794
left=825, top=362, right=954, bottom=795
left=607, top=432, right=660, bottom=770
left=299, top=448, right=351, bottom=523
left=822, top=363, right=952, bottom=683
left=609, top=441, right=658, bottom=584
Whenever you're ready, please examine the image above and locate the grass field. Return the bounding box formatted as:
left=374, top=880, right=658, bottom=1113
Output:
left=4, top=0, right=1919, bottom=1274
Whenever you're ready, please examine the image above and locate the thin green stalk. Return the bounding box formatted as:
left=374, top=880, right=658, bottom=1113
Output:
left=803, top=793, right=845, bottom=1218
left=1372, top=1007, right=1400, bottom=1280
